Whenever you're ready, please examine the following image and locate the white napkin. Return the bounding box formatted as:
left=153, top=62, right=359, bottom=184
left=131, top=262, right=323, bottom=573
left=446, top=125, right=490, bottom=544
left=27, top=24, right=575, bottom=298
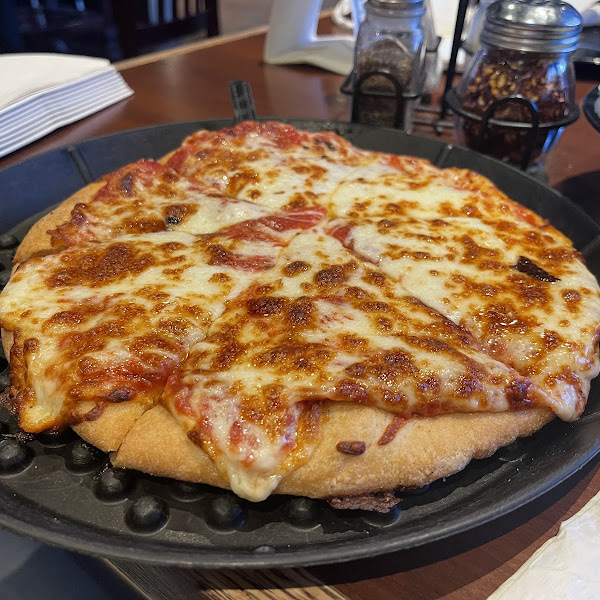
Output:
left=0, top=53, right=133, bottom=158
left=488, top=489, right=600, bottom=600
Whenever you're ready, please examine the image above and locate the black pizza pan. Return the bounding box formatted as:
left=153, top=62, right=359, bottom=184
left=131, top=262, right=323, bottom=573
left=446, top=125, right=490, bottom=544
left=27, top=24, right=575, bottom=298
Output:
left=0, top=119, right=599, bottom=569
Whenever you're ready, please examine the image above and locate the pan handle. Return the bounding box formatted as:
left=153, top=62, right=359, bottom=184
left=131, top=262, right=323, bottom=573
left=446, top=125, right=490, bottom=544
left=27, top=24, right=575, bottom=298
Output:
left=229, top=80, right=258, bottom=123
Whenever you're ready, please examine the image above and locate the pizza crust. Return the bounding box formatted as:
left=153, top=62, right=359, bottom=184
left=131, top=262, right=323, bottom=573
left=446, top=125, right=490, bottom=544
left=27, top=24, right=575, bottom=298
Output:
left=14, top=181, right=105, bottom=263
left=112, top=403, right=554, bottom=499
left=73, top=403, right=148, bottom=453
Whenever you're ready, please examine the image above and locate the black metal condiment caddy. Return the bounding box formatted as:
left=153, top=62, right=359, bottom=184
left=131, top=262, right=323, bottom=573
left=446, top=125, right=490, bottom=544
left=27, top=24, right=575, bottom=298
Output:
left=344, top=0, right=581, bottom=171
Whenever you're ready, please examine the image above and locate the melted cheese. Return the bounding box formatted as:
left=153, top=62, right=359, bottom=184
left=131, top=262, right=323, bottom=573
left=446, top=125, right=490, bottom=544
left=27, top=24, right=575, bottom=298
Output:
left=50, top=160, right=270, bottom=246
left=167, top=122, right=375, bottom=210
left=165, top=229, right=553, bottom=501
left=329, top=217, right=600, bottom=420
left=0, top=231, right=282, bottom=431
left=3, top=121, right=600, bottom=502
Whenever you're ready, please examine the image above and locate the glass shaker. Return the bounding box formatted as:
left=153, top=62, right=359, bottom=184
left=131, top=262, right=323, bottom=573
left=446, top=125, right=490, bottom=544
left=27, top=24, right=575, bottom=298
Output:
left=462, top=0, right=497, bottom=57
left=352, top=0, right=425, bottom=131
left=452, top=0, right=581, bottom=169
left=422, top=0, right=442, bottom=95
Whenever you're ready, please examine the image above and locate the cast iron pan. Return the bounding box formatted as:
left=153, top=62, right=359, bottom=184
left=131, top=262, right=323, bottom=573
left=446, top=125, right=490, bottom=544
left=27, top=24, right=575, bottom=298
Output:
left=0, top=119, right=599, bottom=569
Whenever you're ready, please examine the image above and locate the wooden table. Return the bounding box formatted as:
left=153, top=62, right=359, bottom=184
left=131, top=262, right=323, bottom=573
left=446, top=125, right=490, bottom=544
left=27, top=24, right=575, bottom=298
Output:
left=2, top=19, right=600, bottom=600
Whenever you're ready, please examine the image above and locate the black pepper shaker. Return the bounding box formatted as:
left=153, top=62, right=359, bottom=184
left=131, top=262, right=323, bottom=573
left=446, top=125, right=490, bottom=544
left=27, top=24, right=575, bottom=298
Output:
left=352, top=0, right=425, bottom=132
left=451, top=0, right=581, bottom=169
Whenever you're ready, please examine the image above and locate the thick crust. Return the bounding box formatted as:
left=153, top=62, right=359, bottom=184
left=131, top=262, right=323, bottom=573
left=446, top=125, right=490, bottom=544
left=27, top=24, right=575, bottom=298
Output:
left=13, top=181, right=105, bottom=263
left=112, top=403, right=554, bottom=500
left=73, top=403, right=148, bottom=453
left=113, top=405, right=228, bottom=489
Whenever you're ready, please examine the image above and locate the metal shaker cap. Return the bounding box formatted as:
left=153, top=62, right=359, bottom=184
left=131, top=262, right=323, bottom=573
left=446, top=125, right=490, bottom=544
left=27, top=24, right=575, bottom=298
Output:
left=480, top=0, right=581, bottom=54
left=366, top=0, right=425, bottom=17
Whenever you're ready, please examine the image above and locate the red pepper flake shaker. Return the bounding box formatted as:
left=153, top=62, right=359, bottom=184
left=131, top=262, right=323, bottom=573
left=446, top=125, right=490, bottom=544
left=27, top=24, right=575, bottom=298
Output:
left=452, top=0, right=581, bottom=169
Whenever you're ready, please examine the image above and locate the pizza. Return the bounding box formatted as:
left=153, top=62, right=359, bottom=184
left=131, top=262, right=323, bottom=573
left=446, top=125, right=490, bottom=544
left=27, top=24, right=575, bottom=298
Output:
left=1, top=121, right=599, bottom=510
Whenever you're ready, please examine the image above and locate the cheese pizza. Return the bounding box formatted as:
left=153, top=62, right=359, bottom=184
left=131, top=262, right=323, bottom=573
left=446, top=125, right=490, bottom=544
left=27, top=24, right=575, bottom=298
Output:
left=1, top=121, right=599, bottom=509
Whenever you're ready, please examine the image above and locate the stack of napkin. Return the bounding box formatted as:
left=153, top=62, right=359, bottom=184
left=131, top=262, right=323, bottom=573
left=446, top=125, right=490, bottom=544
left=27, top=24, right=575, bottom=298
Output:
left=0, top=53, right=133, bottom=159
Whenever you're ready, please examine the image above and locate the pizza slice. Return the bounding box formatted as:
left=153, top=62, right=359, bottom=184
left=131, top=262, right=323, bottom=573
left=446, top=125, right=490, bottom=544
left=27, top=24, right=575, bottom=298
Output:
left=15, top=159, right=278, bottom=262
left=328, top=214, right=600, bottom=421
left=0, top=205, right=325, bottom=449
left=325, top=153, right=547, bottom=228
left=165, top=121, right=376, bottom=211
left=157, top=227, right=555, bottom=501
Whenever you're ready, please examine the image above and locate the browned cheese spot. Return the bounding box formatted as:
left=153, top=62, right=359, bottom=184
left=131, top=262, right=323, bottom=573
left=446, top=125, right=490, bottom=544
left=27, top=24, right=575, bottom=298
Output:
left=119, top=173, right=135, bottom=196
left=62, top=321, right=124, bottom=360
left=283, top=261, right=310, bottom=277
left=227, top=170, right=259, bottom=197
left=509, top=274, right=551, bottom=308
left=164, top=204, right=196, bottom=224
left=334, top=380, right=369, bottom=403
left=207, top=244, right=233, bottom=267
left=255, top=344, right=330, bottom=372
left=138, top=286, right=169, bottom=302
left=106, top=387, right=135, bottom=403
left=376, top=317, right=393, bottom=331
left=363, top=270, right=386, bottom=287
left=48, top=244, right=156, bottom=288
left=345, top=286, right=371, bottom=299
left=506, top=380, right=533, bottom=409
left=287, top=297, right=314, bottom=326
left=479, top=260, right=507, bottom=271
left=155, top=183, right=177, bottom=199
left=247, top=297, right=286, bottom=317
left=340, top=334, right=366, bottom=350
left=359, top=301, right=390, bottom=312
left=336, top=440, right=366, bottom=455
left=483, top=303, right=537, bottom=335
left=256, top=284, right=275, bottom=295
left=314, top=263, right=355, bottom=287
left=460, top=235, right=500, bottom=263
left=345, top=362, right=366, bottom=377
left=562, top=289, right=582, bottom=313
left=284, top=193, right=308, bottom=210
left=418, top=375, right=442, bottom=394
left=212, top=340, right=243, bottom=371
left=377, top=416, right=408, bottom=445
left=158, top=318, right=190, bottom=337
left=46, top=310, right=86, bottom=327
left=542, top=330, right=563, bottom=351
left=209, top=272, right=231, bottom=283
left=23, top=338, right=39, bottom=354
left=378, top=219, right=396, bottom=229
left=160, top=241, right=186, bottom=253
left=162, top=171, right=178, bottom=184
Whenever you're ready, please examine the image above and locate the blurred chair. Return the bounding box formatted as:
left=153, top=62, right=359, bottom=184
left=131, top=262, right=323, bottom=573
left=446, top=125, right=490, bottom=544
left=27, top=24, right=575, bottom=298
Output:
left=3, top=0, right=219, bottom=61
left=113, top=0, right=219, bottom=59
